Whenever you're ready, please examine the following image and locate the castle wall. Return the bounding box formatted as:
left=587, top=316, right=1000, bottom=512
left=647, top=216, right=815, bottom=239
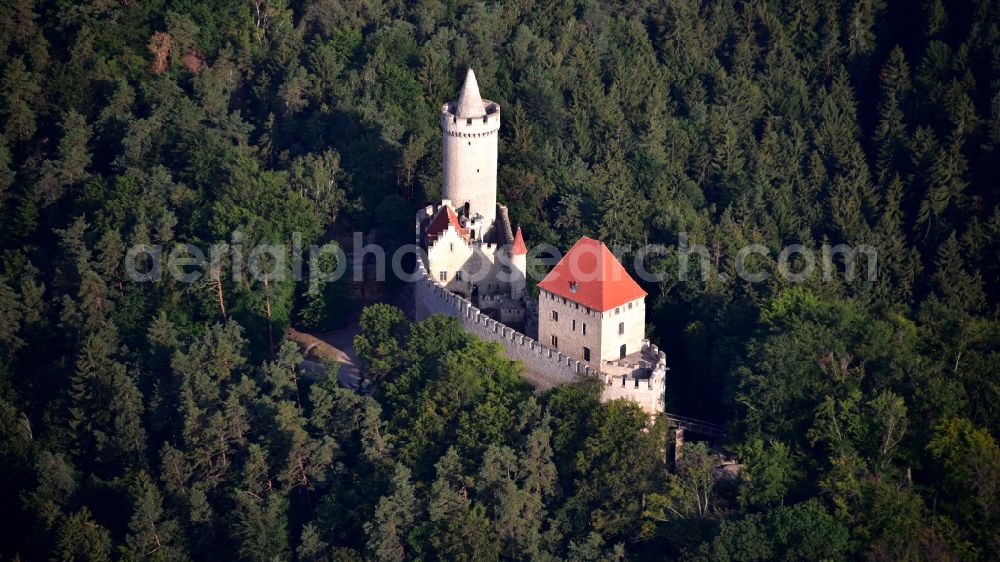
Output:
left=601, top=370, right=664, bottom=417
left=414, top=253, right=591, bottom=387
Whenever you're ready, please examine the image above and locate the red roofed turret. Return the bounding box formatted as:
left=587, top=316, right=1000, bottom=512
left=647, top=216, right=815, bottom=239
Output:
left=511, top=226, right=527, bottom=255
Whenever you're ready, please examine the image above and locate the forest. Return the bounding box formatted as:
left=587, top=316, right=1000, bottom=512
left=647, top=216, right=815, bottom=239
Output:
left=0, top=0, right=998, bottom=560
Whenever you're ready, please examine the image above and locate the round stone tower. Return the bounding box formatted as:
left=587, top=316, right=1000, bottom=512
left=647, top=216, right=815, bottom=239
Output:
left=440, top=68, right=499, bottom=233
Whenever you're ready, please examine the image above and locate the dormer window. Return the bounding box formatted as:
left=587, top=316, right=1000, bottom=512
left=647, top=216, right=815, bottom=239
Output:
left=569, top=281, right=578, bottom=293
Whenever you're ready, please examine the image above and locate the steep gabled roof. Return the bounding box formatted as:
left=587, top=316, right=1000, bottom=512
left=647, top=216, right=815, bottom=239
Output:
left=537, top=237, right=646, bottom=312
left=511, top=226, right=527, bottom=255
left=425, top=205, right=467, bottom=245
left=455, top=68, right=486, bottom=118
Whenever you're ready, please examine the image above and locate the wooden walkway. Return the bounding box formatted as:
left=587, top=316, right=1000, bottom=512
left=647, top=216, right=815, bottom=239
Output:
left=664, top=413, right=725, bottom=438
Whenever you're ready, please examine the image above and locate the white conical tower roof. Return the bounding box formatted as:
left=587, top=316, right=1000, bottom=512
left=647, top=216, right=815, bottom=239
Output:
left=455, top=68, right=486, bottom=117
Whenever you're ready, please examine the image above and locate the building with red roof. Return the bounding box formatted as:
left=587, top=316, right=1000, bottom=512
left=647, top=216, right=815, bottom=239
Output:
left=425, top=204, right=467, bottom=245
left=538, top=236, right=647, bottom=367
left=537, top=237, right=646, bottom=312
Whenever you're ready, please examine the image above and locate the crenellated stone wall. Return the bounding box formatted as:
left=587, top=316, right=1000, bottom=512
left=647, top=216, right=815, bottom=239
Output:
left=415, top=254, right=590, bottom=386
left=600, top=343, right=668, bottom=414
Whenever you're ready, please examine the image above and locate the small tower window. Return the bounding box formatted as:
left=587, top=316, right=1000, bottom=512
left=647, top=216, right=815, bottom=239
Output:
left=551, top=335, right=558, bottom=349
left=583, top=347, right=591, bottom=361
left=572, top=319, right=576, bottom=331
left=439, top=271, right=447, bottom=281
left=551, top=310, right=558, bottom=322
left=582, top=323, right=587, bottom=335
left=467, top=118, right=472, bottom=125
left=618, top=322, right=624, bottom=335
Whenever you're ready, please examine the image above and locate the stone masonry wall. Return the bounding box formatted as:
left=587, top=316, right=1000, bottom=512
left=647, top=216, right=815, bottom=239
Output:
left=415, top=254, right=592, bottom=386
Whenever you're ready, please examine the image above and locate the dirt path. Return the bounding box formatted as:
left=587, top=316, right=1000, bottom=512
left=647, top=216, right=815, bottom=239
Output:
left=287, top=327, right=362, bottom=389
left=287, top=283, right=415, bottom=390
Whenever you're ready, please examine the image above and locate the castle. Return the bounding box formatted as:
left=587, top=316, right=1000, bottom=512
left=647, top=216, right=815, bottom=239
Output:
left=415, top=69, right=666, bottom=415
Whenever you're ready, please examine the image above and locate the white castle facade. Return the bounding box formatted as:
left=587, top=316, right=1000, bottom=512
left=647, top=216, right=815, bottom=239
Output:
left=414, top=69, right=666, bottom=414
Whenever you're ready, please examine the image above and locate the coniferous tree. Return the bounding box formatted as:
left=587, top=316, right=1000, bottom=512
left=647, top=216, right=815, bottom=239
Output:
left=427, top=447, right=497, bottom=561
left=365, top=464, right=417, bottom=562
left=0, top=57, right=38, bottom=142
left=124, top=471, right=189, bottom=562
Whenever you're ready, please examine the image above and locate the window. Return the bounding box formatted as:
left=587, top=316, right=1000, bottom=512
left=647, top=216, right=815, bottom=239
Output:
left=456, top=271, right=462, bottom=281
left=439, top=271, right=447, bottom=281
left=628, top=302, right=632, bottom=309
left=615, top=307, right=620, bottom=315
left=569, top=281, right=578, bottom=293
left=551, top=310, right=558, bottom=321
left=583, top=347, right=591, bottom=361
left=467, top=117, right=472, bottom=125
left=582, top=323, right=587, bottom=335
left=551, top=335, right=558, bottom=348
left=572, top=319, right=576, bottom=331
left=618, top=322, right=624, bottom=335
left=450, top=243, right=453, bottom=252
left=620, top=344, right=626, bottom=359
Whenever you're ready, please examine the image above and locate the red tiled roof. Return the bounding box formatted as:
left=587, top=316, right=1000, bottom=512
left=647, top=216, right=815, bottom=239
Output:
left=426, top=205, right=467, bottom=244
left=511, top=226, right=527, bottom=255
left=537, top=237, right=646, bottom=312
